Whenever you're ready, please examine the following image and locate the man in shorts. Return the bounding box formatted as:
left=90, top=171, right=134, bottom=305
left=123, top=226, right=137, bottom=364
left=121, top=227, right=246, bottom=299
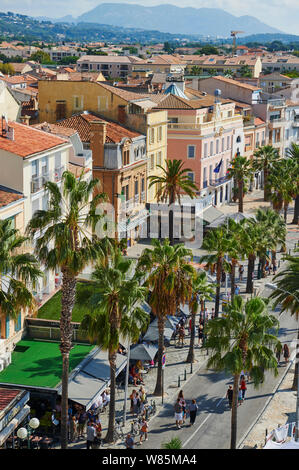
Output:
left=139, top=418, right=148, bottom=444
left=226, top=385, right=233, bottom=409
left=174, top=398, right=183, bottom=429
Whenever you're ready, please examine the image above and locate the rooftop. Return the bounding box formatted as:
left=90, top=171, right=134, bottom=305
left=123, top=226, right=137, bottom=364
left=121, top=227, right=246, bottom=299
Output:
left=0, top=388, right=21, bottom=412
left=0, top=339, right=94, bottom=388
left=0, top=121, right=68, bottom=158
left=205, top=75, right=262, bottom=91
left=56, top=112, right=142, bottom=144
left=0, top=185, right=23, bottom=209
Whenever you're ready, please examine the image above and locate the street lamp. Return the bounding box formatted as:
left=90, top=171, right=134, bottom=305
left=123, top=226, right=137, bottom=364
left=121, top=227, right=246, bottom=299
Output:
left=17, top=417, right=40, bottom=449
left=265, top=282, right=299, bottom=442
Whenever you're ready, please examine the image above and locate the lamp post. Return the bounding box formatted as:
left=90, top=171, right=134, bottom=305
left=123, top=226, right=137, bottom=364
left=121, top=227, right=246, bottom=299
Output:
left=123, top=338, right=131, bottom=427
left=265, top=282, right=299, bottom=442
left=17, top=417, right=40, bottom=449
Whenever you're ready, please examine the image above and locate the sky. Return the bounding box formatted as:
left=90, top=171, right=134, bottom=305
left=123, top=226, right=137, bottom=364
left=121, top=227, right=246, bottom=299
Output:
left=0, top=0, right=298, bottom=34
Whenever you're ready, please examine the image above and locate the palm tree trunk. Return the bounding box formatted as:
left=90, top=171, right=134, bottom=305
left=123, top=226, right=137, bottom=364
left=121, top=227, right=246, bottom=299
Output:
left=215, top=258, right=222, bottom=318
left=169, top=209, right=174, bottom=246
left=283, top=203, right=288, bottom=223
left=105, top=350, right=117, bottom=443
left=230, top=260, right=236, bottom=301
left=231, top=373, right=240, bottom=449
left=59, top=269, right=76, bottom=450
left=154, top=315, right=165, bottom=396
left=264, top=164, right=269, bottom=202
left=186, top=308, right=196, bottom=363
left=238, top=180, right=244, bottom=213
left=260, top=257, right=266, bottom=278
left=246, top=254, right=255, bottom=294
left=292, top=326, right=299, bottom=391
left=292, top=195, right=299, bottom=225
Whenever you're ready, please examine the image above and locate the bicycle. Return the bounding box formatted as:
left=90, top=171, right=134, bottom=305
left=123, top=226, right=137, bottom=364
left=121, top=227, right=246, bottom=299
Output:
left=130, top=416, right=142, bottom=436
left=145, top=400, right=156, bottom=420
left=113, top=418, right=125, bottom=442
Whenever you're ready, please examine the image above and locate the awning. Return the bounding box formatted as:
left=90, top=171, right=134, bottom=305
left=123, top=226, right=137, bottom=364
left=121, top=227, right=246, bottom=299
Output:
left=0, top=405, right=30, bottom=447
left=143, top=325, right=174, bottom=343
left=150, top=316, right=180, bottom=331
left=61, top=348, right=127, bottom=410
left=201, top=206, right=224, bottom=224
left=130, top=343, right=158, bottom=361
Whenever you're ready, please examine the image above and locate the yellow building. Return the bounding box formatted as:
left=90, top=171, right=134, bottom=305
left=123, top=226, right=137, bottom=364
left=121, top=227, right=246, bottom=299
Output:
left=38, top=79, right=168, bottom=203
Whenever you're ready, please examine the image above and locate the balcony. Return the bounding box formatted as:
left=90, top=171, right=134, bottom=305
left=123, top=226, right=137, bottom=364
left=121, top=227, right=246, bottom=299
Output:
left=134, top=194, right=139, bottom=204
left=121, top=198, right=134, bottom=212
left=141, top=190, right=146, bottom=202
left=31, top=174, right=49, bottom=194
left=293, top=120, right=299, bottom=128
left=54, top=166, right=64, bottom=182
left=209, top=176, right=229, bottom=187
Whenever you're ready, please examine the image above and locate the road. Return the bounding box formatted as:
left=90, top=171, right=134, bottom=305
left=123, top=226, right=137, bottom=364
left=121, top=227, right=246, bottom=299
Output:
left=140, top=298, right=298, bottom=449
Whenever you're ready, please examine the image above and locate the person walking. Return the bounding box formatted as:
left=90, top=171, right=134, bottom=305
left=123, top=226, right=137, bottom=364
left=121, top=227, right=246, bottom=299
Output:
left=275, top=343, right=282, bottom=364
left=139, top=418, right=148, bottom=444
left=239, top=265, right=244, bottom=281
left=86, top=421, right=96, bottom=449
left=125, top=433, right=135, bottom=449
left=188, top=399, right=198, bottom=426
left=235, top=285, right=240, bottom=296
left=283, top=344, right=290, bottom=365
left=69, top=415, right=78, bottom=443
left=178, top=390, right=186, bottom=424
left=238, top=387, right=243, bottom=406
left=177, top=324, right=185, bottom=347
left=240, top=376, right=247, bottom=401
left=174, top=399, right=183, bottom=429
left=226, top=385, right=233, bottom=409
left=198, top=324, right=204, bottom=347
left=77, top=409, right=87, bottom=439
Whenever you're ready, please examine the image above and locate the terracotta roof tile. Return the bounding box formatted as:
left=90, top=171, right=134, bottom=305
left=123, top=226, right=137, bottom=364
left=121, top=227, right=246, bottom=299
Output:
left=0, top=388, right=21, bottom=411
left=0, top=121, right=68, bottom=158
left=0, top=185, right=23, bottom=208
left=56, top=112, right=142, bottom=144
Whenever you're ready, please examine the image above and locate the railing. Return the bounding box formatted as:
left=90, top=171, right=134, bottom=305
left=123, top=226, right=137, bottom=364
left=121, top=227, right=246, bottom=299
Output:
left=54, top=166, right=65, bottom=182
left=141, top=190, right=146, bottom=201
left=134, top=194, right=139, bottom=204
left=268, top=98, right=285, bottom=107
left=209, top=176, right=229, bottom=187
left=168, top=115, right=242, bottom=132
left=31, top=174, right=49, bottom=194
left=121, top=198, right=134, bottom=212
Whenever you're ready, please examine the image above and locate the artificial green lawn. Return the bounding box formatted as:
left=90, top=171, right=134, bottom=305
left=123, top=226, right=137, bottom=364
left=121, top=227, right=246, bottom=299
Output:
left=0, top=338, right=94, bottom=388
left=38, top=282, right=94, bottom=323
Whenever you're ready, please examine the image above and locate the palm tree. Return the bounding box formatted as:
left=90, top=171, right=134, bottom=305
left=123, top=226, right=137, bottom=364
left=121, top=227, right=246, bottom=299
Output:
left=253, top=145, right=280, bottom=201
left=0, top=218, right=41, bottom=326
left=286, top=143, right=299, bottom=224
left=226, top=219, right=246, bottom=301
left=80, top=250, right=149, bottom=442
left=186, top=271, right=215, bottom=363
left=267, top=159, right=296, bottom=222
left=137, top=239, right=195, bottom=396
left=26, top=171, right=108, bottom=449
left=148, top=159, right=198, bottom=245
left=270, top=252, right=299, bottom=391
left=206, top=296, right=280, bottom=449
left=200, top=227, right=230, bottom=317
left=227, top=156, right=253, bottom=213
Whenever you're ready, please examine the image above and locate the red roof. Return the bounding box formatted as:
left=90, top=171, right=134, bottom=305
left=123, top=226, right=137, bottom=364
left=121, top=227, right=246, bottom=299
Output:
left=0, top=185, right=23, bottom=208
left=0, top=121, right=68, bottom=158
left=0, top=388, right=21, bottom=412
left=254, top=117, right=266, bottom=127
left=56, top=112, right=142, bottom=144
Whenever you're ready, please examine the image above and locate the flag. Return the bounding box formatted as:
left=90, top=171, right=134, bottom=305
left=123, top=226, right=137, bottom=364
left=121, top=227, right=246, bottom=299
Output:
left=213, top=159, right=223, bottom=174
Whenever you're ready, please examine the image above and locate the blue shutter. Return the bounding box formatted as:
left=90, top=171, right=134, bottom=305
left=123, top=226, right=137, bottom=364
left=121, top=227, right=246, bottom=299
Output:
left=15, top=312, right=22, bottom=332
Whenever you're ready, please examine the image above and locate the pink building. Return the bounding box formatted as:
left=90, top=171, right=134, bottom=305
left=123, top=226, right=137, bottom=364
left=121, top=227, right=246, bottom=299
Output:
left=155, top=90, right=244, bottom=206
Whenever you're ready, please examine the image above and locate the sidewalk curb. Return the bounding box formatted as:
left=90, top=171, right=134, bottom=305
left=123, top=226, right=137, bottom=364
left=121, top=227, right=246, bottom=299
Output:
left=237, top=357, right=294, bottom=449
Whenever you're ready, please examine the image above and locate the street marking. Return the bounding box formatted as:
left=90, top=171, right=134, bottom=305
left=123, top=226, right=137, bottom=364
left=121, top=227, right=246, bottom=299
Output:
left=182, top=414, right=211, bottom=448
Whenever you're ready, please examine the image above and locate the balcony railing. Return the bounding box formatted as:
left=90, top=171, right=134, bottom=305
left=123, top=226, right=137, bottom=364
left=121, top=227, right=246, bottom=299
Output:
left=31, top=174, right=49, bottom=194
left=134, top=194, right=139, bottom=204
left=209, top=176, right=229, bottom=187
left=54, top=166, right=65, bottom=182
left=141, top=190, right=146, bottom=202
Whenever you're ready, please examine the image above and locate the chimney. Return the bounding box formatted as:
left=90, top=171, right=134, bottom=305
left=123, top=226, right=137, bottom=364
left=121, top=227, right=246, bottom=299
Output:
left=90, top=120, right=107, bottom=168
left=118, top=105, right=127, bottom=125
left=20, top=115, right=30, bottom=126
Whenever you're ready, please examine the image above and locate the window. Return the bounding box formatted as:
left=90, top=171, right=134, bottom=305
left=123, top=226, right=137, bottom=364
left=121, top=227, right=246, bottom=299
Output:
left=73, top=96, right=83, bottom=110
left=56, top=101, right=66, bottom=120
left=150, top=128, right=155, bottom=144
left=216, top=139, right=219, bottom=154
left=134, top=180, right=139, bottom=196
left=285, top=129, right=289, bottom=140
left=150, top=154, right=155, bottom=169
left=204, top=143, right=208, bottom=158
left=227, top=136, right=230, bottom=150
left=158, top=126, right=162, bottom=141
left=41, top=157, right=48, bottom=176
left=31, top=160, right=38, bottom=178
left=14, top=312, right=21, bottom=333
left=221, top=138, right=224, bottom=152
left=187, top=172, right=194, bottom=182
left=123, top=150, right=130, bottom=166
left=32, top=199, right=39, bottom=218
left=188, top=145, right=195, bottom=159
left=210, top=141, right=214, bottom=155
left=157, top=151, right=162, bottom=166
